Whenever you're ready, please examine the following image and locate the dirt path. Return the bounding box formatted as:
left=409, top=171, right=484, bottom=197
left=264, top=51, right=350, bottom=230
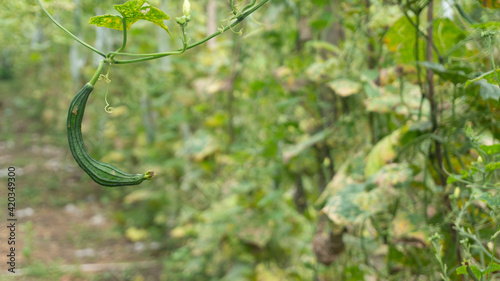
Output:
left=0, top=141, right=163, bottom=280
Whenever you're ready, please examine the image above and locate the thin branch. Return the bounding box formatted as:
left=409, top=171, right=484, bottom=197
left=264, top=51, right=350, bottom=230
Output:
left=110, top=17, right=128, bottom=60
left=35, top=0, right=106, bottom=57
left=457, top=227, right=500, bottom=264
left=110, top=0, right=269, bottom=64
left=89, top=60, right=106, bottom=86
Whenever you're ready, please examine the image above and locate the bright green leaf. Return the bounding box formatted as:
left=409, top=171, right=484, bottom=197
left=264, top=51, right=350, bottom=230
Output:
left=456, top=265, right=467, bottom=275
left=466, top=69, right=500, bottom=88
left=472, top=22, right=500, bottom=30
left=484, top=262, right=500, bottom=274
left=446, top=174, right=461, bottom=184
left=469, top=265, right=482, bottom=279
left=485, top=161, right=500, bottom=171
left=456, top=265, right=482, bottom=278
left=384, top=17, right=466, bottom=64
left=481, top=144, right=500, bottom=155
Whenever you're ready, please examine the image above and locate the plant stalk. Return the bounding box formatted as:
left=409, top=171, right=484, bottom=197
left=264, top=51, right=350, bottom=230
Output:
left=110, top=0, right=269, bottom=64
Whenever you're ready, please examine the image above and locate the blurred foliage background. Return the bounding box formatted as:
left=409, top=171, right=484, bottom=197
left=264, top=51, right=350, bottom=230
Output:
left=2, top=0, right=500, bottom=280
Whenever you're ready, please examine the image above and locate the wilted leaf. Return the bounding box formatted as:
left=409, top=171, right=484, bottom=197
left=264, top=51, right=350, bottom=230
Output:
left=237, top=226, right=273, bottom=248
left=316, top=163, right=356, bottom=207
left=365, top=129, right=402, bottom=177
left=283, top=129, right=333, bottom=163
left=364, top=93, right=401, bottom=113
left=234, top=211, right=273, bottom=248
left=255, top=263, right=286, bottom=281
left=328, top=79, right=362, bottom=97
left=370, top=163, right=413, bottom=189
left=477, top=0, right=500, bottom=8
left=179, top=130, right=220, bottom=161
left=305, top=59, right=339, bottom=82
left=321, top=183, right=367, bottom=225
left=368, top=5, right=400, bottom=30
left=322, top=181, right=392, bottom=226
left=124, top=189, right=153, bottom=204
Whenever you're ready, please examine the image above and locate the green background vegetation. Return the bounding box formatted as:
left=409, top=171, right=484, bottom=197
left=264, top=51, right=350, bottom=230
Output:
left=2, top=0, right=500, bottom=280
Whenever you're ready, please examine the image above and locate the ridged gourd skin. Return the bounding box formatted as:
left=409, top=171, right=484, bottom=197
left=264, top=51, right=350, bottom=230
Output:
left=67, top=83, right=154, bottom=186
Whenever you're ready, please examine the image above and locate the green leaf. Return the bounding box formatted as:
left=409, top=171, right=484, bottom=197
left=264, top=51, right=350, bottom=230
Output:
left=471, top=22, right=500, bottom=30
left=417, top=62, right=470, bottom=84
left=485, top=161, right=500, bottom=171
left=89, top=0, right=170, bottom=34
left=466, top=69, right=500, bottom=88
left=469, top=265, right=482, bottom=279
left=456, top=265, right=467, bottom=275
left=384, top=18, right=466, bottom=64
left=484, top=262, right=500, bottom=274
left=446, top=174, right=462, bottom=184
left=469, top=79, right=500, bottom=101
left=282, top=129, right=333, bottom=163
left=477, top=192, right=500, bottom=207
left=456, top=265, right=481, bottom=278
left=481, top=144, right=500, bottom=155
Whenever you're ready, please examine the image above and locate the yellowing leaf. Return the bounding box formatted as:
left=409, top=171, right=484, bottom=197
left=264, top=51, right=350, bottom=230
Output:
left=283, top=129, right=333, bottom=163
left=89, top=0, right=171, bottom=34
left=89, top=14, right=137, bottom=30
left=124, top=189, right=153, bottom=204
left=328, top=79, right=362, bottom=97
left=125, top=227, right=149, bottom=242
left=477, top=0, right=500, bottom=8
left=364, top=128, right=402, bottom=177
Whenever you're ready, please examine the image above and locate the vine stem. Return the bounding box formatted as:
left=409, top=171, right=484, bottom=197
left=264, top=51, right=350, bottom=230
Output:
left=88, top=60, right=106, bottom=86
left=110, top=17, right=128, bottom=60
left=110, top=0, right=269, bottom=64
left=35, top=0, right=106, bottom=58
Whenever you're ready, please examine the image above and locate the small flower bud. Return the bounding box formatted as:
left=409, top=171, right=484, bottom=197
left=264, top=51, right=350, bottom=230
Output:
left=176, top=16, right=186, bottom=25
left=183, top=0, right=191, bottom=17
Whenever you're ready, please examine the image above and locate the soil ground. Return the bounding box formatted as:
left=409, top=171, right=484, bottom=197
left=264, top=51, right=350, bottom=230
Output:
left=0, top=140, right=163, bottom=281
